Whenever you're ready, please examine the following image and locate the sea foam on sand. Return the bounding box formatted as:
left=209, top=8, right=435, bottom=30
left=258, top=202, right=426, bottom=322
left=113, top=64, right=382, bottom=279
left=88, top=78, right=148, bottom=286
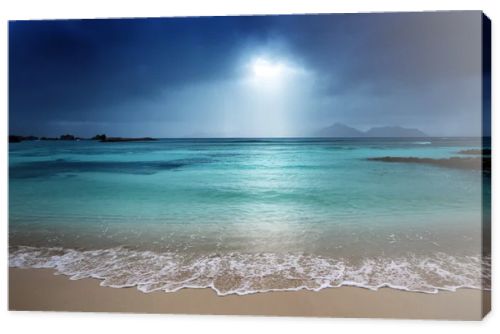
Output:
left=9, top=246, right=490, bottom=296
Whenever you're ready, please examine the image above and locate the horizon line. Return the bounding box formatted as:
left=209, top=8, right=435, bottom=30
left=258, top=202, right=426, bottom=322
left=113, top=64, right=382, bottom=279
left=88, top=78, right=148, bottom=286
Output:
left=9, top=134, right=490, bottom=140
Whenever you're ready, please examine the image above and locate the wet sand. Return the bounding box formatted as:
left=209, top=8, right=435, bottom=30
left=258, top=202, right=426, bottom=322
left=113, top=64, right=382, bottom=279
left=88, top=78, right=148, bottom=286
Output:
left=9, top=268, right=490, bottom=320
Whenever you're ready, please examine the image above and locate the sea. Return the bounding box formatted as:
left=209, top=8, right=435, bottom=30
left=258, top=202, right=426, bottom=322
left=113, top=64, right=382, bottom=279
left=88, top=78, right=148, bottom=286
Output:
left=9, top=138, right=491, bottom=295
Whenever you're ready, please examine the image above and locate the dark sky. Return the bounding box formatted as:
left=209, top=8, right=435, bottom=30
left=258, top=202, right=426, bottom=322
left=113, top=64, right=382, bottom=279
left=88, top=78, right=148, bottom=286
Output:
left=9, top=11, right=486, bottom=137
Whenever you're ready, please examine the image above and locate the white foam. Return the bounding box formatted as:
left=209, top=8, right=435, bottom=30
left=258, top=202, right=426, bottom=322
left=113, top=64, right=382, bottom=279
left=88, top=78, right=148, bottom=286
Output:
left=9, top=246, right=490, bottom=296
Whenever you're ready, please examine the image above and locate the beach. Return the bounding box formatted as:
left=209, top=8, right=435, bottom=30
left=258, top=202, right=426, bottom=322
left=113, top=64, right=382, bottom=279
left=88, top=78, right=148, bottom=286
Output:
left=8, top=138, right=490, bottom=318
left=9, top=268, right=490, bottom=320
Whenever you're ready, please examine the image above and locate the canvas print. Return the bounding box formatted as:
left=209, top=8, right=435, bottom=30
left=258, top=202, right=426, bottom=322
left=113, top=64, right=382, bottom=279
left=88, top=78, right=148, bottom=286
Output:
left=8, top=11, right=491, bottom=320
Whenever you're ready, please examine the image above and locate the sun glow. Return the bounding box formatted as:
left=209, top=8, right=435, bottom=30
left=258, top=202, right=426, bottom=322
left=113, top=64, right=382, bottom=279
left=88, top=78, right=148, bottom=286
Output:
left=250, top=57, right=286, bottom=79
left=235, top=54, right=312, bottom=137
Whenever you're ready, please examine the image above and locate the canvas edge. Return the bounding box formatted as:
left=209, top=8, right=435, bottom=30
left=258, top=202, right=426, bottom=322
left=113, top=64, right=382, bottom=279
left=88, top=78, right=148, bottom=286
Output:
left=481, top=11, right=492, bottom=320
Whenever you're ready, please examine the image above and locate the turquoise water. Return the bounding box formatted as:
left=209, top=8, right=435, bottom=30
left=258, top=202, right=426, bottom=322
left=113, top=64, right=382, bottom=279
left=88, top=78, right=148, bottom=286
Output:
left=9, top=138, right=490, bottom=294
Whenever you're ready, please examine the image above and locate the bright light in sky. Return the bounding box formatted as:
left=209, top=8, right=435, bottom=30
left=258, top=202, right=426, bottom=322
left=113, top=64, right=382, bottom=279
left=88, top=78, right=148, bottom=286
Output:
left=250, top=57, right=285, bottom=79
left=236, top=55, right=313, bottom=137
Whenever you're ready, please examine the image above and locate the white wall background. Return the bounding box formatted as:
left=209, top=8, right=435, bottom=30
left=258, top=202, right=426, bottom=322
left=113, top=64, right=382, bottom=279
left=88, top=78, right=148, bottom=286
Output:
left=0, top=1, right=498, bottom=333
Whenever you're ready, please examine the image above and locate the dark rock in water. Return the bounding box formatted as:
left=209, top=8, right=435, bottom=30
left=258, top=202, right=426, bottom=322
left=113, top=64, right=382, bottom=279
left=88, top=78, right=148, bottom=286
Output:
left=457, top=149, right=491, bottom=156
left=60, top=134, right=76, bottom=141
left=10, top=133, right=154, bottom=142
left=100, top=137, right=157, bottom=142
left=9, top=135, right=23, bottom=143
left=9, top=135, right=39, bottom=143
left=92, top=134, right=107, bottom=141
left=367, top=156, right=490, bottom=172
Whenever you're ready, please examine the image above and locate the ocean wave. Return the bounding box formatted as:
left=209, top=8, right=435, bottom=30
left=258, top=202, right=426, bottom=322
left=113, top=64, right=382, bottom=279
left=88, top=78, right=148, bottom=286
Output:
left=9, top=246, right=490, bottom=295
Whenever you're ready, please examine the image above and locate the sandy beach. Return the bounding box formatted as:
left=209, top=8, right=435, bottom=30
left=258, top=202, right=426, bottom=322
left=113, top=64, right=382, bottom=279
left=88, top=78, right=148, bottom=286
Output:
left=9, top=268, right=490, bottom=320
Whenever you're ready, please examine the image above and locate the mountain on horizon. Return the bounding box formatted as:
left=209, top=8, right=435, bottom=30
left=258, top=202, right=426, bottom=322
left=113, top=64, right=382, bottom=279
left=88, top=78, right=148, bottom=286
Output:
left=317, top=123, right=427, bottom=137
left=316, top=123, right=364, bottom=137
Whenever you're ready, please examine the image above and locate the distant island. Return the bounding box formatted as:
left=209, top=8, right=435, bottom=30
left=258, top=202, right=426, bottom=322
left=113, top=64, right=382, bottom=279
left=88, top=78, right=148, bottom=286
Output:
left=316, top=123, right=427, bottom=137
left=91, top=134, right=157, bottom=142
left=9, top=134, right=157, bottom=143
left=9, top=134, right=83, bottom=143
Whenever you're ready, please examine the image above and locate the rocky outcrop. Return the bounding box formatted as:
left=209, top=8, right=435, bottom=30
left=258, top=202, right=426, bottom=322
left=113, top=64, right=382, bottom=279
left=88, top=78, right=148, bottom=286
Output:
left=457, top=149, right=491, bottom=156
left=92, top=134, right=107, bottom=141
left=367, top=156, right=490, bottom=172
left=60, top=134, right=78, bottom=141
left=9, top=135, right=39, bottom=143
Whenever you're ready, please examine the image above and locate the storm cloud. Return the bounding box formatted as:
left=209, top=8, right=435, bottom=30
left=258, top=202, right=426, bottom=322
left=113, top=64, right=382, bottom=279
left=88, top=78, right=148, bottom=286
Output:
left=9, top=11, right=486, bottom=137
